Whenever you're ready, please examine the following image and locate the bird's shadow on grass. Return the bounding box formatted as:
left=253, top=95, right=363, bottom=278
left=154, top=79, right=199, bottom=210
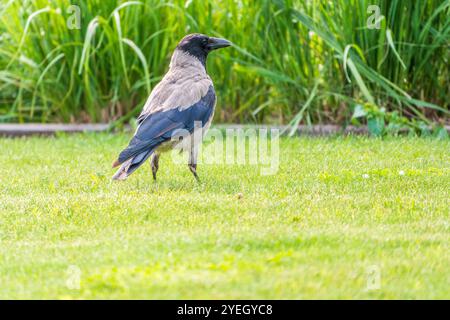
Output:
left=108, top=173, right=261, bottom=196
left=109, top=176, right=210, bottom=194
left=106, top=160, right=276, bottom=195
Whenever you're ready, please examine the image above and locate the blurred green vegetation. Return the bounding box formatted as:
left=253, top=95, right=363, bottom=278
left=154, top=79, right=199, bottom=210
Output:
left=0, top=0, right=448, bottom=127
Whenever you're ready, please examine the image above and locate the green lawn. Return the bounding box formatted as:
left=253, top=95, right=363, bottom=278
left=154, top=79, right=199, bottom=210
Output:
left=0, top=133, right=448, bottom=299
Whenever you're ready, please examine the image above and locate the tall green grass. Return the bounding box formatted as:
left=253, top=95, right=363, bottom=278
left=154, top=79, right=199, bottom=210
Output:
left=0, top=0, right=448, bottom=126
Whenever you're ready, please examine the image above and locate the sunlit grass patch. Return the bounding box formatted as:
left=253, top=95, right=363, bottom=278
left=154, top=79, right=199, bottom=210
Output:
left=0, top=134, right=448, bottom=299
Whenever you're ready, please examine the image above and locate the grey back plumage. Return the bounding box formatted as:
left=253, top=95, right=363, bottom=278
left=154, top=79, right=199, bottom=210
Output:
left=138, top=50, right=214, bottom=124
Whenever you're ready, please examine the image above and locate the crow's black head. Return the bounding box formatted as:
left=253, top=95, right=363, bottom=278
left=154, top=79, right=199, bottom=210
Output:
left=177, top=33, right=231, bottom=66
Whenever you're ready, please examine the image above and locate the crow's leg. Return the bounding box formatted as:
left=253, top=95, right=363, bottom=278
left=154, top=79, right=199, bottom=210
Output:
left=188, top=163, right=199, bottom=182
left=188, top=145, right=200, bottom=182
left=150, top=152, right=160, bottom=181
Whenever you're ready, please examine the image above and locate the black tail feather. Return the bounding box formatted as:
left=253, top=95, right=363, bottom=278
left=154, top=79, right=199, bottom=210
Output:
left=112, top=149, right=154, bottom=180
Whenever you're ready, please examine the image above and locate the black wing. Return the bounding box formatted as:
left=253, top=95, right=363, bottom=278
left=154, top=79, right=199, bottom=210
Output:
left=118, top=85, right=216, bottom=164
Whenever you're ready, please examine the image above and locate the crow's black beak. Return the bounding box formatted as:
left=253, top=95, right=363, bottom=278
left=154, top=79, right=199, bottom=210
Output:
left=207, top=37, right=232, bottom=50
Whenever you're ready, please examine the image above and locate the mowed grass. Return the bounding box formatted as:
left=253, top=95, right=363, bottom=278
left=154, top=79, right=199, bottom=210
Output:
left=0, top=133, right=448, bottom=299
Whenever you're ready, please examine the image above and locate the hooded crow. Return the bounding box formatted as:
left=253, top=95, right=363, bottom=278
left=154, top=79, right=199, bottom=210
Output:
left=112, top=34, right=231, bottom=181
